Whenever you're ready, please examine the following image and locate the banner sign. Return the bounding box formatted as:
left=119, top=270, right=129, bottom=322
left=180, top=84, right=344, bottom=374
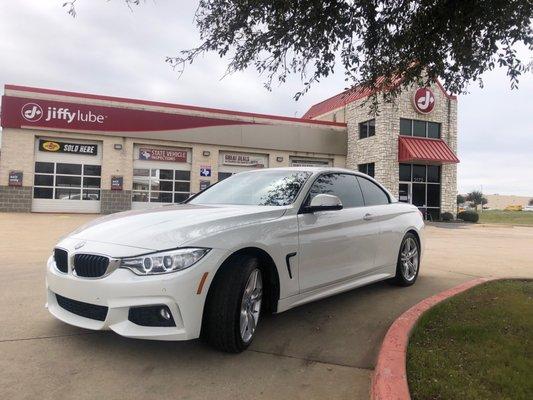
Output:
left=199, top=180, right=211, bottom=191
left=111, top=176, right=123, bottom=191
left=39, top=139, right=97, bottom=155
left=1, top=95, right=256, bottom=132
left=222, top=153, right=265, bottom=167
left=139, top=148, right=188, bottom=162
left=8, top=171, right=23, bottom=186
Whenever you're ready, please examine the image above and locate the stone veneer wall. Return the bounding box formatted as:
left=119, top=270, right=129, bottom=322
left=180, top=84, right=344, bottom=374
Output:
left=0, top=186, right=32, bottom=212
left=345, top=82, right=458, bottom=216
left=100, top=190, right=132, bottom=214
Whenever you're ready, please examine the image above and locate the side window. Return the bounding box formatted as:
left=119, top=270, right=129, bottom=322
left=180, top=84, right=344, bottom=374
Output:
left=308, top=173, right=364, bottom=208
left=357, top=177, right=390, bottom=206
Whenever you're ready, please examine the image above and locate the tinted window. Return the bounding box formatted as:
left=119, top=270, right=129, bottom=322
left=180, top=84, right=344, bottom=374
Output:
left=413, top=120, right=426, bottom=137
left=308, top=174, right=364, bottom=208
left=175, top=170, right=191, bottom=180
left=413, top=165, right=426, bottom=182
left=34, top=174, right=53, bottom=186
left=427, top=165, right=440, bottom=183
left=427, top=122, right=441, bottom=139
left=34, top=187, right=53, bottom=199
left=56, top=163, right=82, bottom=175
left=399, top=164, right=411, bottom=181
left=56, top=176, right=81, bottom=187
left=358, top=163, right=375, bottom=178
left=35, top=162, right=54, bottom=173
left=400, top=119, right=412, bottom=135
left=359, top=119, right=376, bottom=139
left=427, top=184, right=440, bottom=207
left=412, top=183, right=426, bottom=206
left=158, top=169, right=174, bottom=180
left=83, top=165, right=101, bottom=176
left=356, top=177, right=389, bottom=206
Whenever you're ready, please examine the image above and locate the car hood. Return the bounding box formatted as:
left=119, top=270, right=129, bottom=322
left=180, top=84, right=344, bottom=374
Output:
left=68, top=204, right=288, bottom=251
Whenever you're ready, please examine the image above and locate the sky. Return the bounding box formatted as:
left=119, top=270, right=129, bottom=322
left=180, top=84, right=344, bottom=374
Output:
left=0, top=1, right=531, bottom=196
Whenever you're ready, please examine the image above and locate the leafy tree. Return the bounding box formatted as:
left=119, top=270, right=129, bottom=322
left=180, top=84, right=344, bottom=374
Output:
left=466, top=190, right=488, bottom=211
left=65, top=1, right=532, bottom=104
left=457, top=194, right=465, bottom=205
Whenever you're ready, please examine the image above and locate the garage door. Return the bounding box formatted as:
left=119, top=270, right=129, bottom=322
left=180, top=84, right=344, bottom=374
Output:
left=132, top=145, right=192, bottom=210
left=32, top=138, right=102, bottom=213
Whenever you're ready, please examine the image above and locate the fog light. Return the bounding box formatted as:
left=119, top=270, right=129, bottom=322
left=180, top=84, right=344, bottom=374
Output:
left=160, top=307, right=171, bottom=320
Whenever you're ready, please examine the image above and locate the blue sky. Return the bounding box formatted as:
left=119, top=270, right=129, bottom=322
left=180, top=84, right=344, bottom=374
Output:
left=1, top=1, right=531, bottom=196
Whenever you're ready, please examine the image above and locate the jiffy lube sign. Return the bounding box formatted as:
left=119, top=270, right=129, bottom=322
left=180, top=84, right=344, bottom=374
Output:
left=21, top=102, right=106, bottom=124
left=1, top=95, right=255, bottom=132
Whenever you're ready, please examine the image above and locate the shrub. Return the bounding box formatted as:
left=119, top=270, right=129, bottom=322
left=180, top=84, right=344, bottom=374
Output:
left=457, top=210, right=479, bottom=223
left=441, top=212, right=454, bottom=221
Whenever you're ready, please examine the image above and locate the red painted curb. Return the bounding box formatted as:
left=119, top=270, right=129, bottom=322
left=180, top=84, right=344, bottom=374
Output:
left=370, top=277, right=495, bottom=400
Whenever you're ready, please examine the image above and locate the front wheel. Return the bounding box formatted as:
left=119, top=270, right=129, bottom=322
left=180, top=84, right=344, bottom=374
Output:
left=202, top=255, right=263, bottom=353
left=391, top=233, right=420, bottom=286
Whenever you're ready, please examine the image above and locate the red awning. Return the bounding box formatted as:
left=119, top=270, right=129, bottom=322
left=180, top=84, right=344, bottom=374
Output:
left=398, top=136, right=459, bottom=164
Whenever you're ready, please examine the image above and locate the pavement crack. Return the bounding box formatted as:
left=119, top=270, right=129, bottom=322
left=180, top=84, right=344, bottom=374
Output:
left=0, top=331, right=104, bottom=343
left=248, top=348, right=374, bottom=371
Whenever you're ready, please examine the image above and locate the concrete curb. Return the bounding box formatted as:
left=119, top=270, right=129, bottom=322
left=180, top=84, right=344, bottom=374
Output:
left=370, top=277, right=494, bottom=400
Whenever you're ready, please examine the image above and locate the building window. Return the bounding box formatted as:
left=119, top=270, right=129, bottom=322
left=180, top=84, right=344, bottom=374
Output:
left=33, top=162, right=101, bottom=201
left=132, top=168, right=190, bottom=204
left=400, top=118, right=441, bottom=139
left=358, top=163, right=375, bottom=178
left=398, top=163, right=441, bottom=220
left=359, top=119, right=376, bottom=139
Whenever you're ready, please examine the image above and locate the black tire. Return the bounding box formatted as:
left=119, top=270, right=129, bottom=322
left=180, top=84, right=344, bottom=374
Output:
left=390, top=232, right=420, bottom=287
left=202, top=255, right=262, bottom=353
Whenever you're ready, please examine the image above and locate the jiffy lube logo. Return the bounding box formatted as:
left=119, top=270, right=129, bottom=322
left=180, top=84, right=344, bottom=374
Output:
left=20, top=102, right=106, bottom=124
left=21, top=103, right=44, bottom=122
left=413, top=88, right=435, bottom=114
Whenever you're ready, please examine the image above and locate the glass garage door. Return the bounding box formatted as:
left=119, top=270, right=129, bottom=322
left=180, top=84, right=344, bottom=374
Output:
left=32, top=162, right=101, bottom=213
left=132, top=168, right=191, bottom=209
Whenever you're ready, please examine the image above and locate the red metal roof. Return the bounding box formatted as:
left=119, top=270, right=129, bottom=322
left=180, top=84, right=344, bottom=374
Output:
left=398, top=136, right=459, bottom=164
left=302, top=78, right=456, bottom=120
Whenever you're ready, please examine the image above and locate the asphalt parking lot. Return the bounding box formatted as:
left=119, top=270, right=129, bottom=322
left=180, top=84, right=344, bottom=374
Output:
left=1, top=213, right=532, bottom=400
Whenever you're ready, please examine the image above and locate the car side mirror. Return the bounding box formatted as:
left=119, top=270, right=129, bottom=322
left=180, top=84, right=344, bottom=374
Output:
left=304, top=194, right=343, bottom=213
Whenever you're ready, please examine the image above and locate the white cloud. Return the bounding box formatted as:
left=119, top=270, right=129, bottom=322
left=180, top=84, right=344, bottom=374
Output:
left=0, top=1, right=531, bottom=195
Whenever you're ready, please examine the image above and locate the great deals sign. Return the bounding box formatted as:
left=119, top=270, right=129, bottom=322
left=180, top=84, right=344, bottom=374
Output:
left=1, top=95, right=254, bottom=132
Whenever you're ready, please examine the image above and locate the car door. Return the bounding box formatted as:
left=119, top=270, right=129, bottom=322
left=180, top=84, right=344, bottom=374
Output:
left=297, top=173, right=381, bottom=292
left=355, top=176, right=397, bottom=270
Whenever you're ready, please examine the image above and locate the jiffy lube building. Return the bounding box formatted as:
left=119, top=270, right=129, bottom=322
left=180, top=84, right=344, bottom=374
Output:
left=0, top=82, right=458, bottom=219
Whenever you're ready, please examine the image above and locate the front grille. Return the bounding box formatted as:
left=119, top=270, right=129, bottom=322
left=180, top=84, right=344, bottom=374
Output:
left=54, top=248, right=68, bottom=273
left=55, top=293, right=108, bottom=321
left=73, top=254, right=109, bottom=278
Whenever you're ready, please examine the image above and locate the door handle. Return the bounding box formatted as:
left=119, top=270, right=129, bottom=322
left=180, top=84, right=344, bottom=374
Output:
left=363, top=213, right=374, bottom=221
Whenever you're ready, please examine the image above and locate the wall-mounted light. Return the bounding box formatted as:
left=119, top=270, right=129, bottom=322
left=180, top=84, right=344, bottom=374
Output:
left=114, top=144, right=123, bottom=150
left=276, top=156, right=284, bottom=163
left=203, top=150, right=211, bottom=157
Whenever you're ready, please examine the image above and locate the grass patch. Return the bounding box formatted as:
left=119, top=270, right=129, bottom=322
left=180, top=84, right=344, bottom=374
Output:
left=407, top=280, right=533, bottom=400
left=478, top=210, right=533, bottom=226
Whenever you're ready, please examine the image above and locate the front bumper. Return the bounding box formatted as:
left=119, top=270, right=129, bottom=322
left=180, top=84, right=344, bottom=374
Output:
left=45, top=248, right=224, bottom=341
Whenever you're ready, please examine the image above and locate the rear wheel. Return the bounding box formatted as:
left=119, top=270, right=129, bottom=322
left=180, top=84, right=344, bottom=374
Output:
left=202, top=255, right=263, bottom=353
left=391, top=233, right=420, bottom=286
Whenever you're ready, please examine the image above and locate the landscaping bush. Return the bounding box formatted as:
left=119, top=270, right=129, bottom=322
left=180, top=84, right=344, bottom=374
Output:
left=441, top=212, right=454, bottom=221
left=457, top=210, right=479, bottom=223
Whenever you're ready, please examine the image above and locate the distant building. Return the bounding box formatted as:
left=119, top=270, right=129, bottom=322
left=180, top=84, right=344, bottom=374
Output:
left=485, top=194, right=533, bottom=210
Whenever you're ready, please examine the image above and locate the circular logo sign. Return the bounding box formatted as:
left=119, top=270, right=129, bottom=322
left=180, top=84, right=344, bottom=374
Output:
left=413, top=88, right=435, bottom=114
left=21, top=103, right=44, bottom=122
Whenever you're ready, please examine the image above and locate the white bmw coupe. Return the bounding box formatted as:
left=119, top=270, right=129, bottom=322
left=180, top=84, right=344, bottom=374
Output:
left=46, top=167, right=424, bottom=352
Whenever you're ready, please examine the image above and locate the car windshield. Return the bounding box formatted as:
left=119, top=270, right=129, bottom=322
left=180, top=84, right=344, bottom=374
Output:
left=188, top=170, right=311, bottom=206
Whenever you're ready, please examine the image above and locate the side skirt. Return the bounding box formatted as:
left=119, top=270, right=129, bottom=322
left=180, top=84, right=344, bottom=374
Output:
left=276, top=265, right=395, bottom=313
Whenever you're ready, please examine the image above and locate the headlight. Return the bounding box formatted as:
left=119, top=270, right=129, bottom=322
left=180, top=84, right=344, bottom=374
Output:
left=120, top=248, right=210, bottom=275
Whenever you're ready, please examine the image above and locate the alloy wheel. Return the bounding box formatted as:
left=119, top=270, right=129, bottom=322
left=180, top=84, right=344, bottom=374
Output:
left=239, top=268, right=262, bottom=343
left=400, top=237, right=419, bottom=281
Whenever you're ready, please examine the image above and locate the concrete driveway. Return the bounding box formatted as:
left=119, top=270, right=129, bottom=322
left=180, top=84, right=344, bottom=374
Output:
left=1, top=213, right=532, bottom=400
